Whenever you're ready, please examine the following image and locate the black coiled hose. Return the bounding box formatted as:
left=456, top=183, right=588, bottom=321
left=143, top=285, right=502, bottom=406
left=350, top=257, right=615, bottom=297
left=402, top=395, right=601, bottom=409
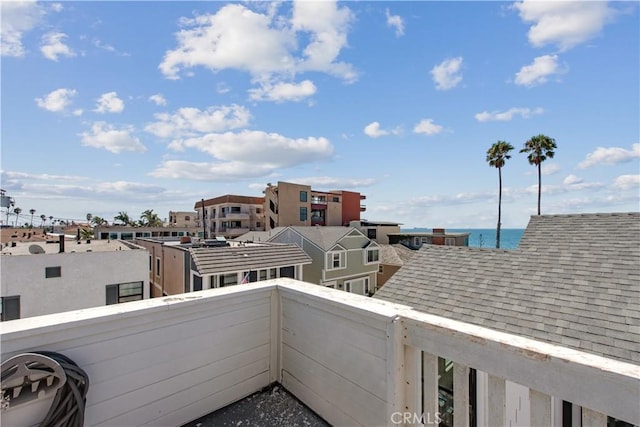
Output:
left=33, top=351, right=90, bottom=427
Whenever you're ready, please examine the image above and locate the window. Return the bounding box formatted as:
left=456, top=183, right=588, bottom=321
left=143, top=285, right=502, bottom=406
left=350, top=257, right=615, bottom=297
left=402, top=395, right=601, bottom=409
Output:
left=280, top=266, right=295, bottom=278
left=300, top=207, right=307, bottom=222
left=344, top=281, right=351, bottom=292
left=327, top=251, right=345, bottom=270
left=378, top=265, right=384, bottom=273
left=193, top=275, right=203, bottom=291
left=344, top=278, right=370, bottom=295
left=332, top=197, right=340, bottom=203
left=149, top=255, right=152, bottom=271
left=185, top=216, right=190, bottom=221
left=367, top=229, right=377, bottom=239
left=259, top=270, right=267, bottom=281
left=220, top=273, right=237, bottom=287
left=269, top=268, right=277, bottom=279
left=106, top=282, right=143, bottom=305
left=1, top=296, right=20, bottom=321
left=156, top=257, right=161, bottom=277
left=445, top=237, right=456, bottom=246
left=256, top=222, right=262, bottom=228
left=300, top=191, right=308, bottom=202
left=45, top=266, right=61, bottom=278
left=366, top=248, right=379, bottom=264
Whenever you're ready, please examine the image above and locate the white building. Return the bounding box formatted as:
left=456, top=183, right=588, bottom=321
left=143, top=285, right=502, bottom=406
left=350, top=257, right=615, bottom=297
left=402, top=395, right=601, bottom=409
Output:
left=1, top=238, right=149, bottom=320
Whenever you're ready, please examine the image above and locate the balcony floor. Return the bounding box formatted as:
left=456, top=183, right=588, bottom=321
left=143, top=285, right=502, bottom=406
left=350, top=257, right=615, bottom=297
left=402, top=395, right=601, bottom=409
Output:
left=182, top=383, right=329, bottom=427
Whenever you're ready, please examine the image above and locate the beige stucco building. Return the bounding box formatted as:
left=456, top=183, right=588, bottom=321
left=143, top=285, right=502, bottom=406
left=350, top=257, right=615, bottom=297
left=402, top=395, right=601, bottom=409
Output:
left=263, top=181, right=365, bottom=230
left=195, top=195, right=265, bottom=239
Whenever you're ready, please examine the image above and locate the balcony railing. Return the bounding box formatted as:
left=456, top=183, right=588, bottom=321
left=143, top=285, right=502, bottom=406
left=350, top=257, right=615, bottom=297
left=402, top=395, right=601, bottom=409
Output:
left=2, top=280, right=638, bottom=427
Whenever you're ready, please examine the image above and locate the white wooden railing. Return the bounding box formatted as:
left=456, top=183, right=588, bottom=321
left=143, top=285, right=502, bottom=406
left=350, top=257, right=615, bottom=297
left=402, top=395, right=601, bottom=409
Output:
left=1, top=279, right=638, bottom=426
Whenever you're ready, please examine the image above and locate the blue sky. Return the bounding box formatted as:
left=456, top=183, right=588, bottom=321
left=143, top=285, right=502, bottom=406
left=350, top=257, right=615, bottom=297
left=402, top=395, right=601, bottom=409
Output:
left=1, top=1, right=638, bottom=228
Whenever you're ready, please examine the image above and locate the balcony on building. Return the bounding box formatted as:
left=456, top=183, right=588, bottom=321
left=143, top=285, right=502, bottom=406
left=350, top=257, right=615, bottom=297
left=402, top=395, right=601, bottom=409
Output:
left=1, top=279, right=637, bottom=427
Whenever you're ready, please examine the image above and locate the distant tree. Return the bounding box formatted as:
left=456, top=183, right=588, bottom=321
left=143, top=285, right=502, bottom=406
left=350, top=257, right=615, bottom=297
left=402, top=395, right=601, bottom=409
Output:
left=13, top=207, right=22, bottom=226
left=520, top=134, right=557, bottom=215
left=487, top=140, right=514, bottom=249
left=29, top=208, right=36, bottom=227
left=86, top=213, right=93, bottom=224
left=91, top=216, right=108, bottom=227
left=140, top=209, right=163, bottom=227
left=80, top=227, right=94, bottom=240
left=40, top=214, right=47, bottom=228
left=114, top=211, right=133, bottom=226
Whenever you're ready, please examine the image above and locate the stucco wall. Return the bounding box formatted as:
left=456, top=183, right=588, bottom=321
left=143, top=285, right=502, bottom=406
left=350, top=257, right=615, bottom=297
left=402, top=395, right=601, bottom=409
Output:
left=1, top=247, right=149, bottom=318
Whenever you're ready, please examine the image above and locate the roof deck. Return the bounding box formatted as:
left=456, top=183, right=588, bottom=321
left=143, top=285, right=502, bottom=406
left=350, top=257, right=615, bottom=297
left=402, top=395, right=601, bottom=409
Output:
left=1, top=279, right=638, bottom=426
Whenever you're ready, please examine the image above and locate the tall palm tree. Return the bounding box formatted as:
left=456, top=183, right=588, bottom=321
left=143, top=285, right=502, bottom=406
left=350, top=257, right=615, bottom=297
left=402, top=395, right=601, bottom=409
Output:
left=140, top=209, right=162, bottom=227
left=520, top=134, right=557, bottom=215
left=13, top=207, right=22, bottom=226
left=40, top=214, right=47, bottom=229
left=487, top=140, right=514, bottom=249
left=29, top=209, right=36, bottom=227
left=114, top=211, right=132, bottom=226
left=86, top=213, right=93, bottom=224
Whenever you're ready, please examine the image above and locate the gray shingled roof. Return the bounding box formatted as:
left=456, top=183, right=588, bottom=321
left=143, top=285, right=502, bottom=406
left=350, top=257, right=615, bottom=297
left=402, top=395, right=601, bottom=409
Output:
left=379, top=244, right=416, bottom=266
left=374, top=213, right=640, bottom=364
left=284, top=226, right=362, bottom=251
left=190, top=243, right=311, bottom=275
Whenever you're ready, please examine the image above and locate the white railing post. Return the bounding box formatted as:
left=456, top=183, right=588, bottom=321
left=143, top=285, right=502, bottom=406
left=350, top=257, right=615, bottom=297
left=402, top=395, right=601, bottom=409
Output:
left=404, top=345, right=422, bottom=421
left=453, top=363, right=470, bottom=427
left=530, top=389, right=552, bottom=426
left=387, top=316, right=404, bottom=426
left=269, top=288, right=281, bottom=383
left=487, top=375, right=506, bottom=427
left=582, top=407, right=607, bottom=427
left=423, top=352, right=439, bottom=426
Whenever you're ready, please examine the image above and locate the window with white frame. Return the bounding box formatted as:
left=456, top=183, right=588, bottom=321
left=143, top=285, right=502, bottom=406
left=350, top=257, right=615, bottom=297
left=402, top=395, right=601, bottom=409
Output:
left=344, top=277, right=370, bottom=295
left=365, top=247, right=379, bottom=264
left=327, top=251, right=345, bottom=270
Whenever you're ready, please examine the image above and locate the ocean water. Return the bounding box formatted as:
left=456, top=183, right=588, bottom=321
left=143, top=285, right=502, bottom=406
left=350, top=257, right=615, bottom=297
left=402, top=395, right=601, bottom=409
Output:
left=402, top=228, right=525, bottom=249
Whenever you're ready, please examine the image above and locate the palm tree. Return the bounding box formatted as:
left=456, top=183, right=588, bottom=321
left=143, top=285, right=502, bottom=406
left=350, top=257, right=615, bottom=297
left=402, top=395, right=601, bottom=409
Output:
left=140, top=209, right=163, bottom=227
left=487, top=141, right=514, bottom=248
left=29, top=209, right=36, bottom=227
left=86, top=213, right=93, bottom=224
left=114, top=211, right=133, bottom=226
left=520, top=134, right=557, bottom=215
left=91, top=216, right=107, bottom=227
left=40, top=214, right=47, bottom=229
left=13, top=207, right=22, bottom=226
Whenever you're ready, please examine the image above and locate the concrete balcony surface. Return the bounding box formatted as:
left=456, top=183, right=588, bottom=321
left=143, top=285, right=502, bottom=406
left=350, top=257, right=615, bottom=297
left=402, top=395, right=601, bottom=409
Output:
left=1, top=279, right=638, bottom=427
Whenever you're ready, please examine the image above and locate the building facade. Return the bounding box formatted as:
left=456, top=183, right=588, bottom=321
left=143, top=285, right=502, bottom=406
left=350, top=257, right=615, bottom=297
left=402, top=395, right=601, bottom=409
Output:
left=388, top=228, right=470, bottom=248
left=266, top=226, right=379, bottom=295
left=168, top=211, right=198, bottom=228
left=93, top=225, right=200, bottom=241
left=135, top=237, right=311, bottom=297
left=194, top=195, right=265, bottom=239
left=263, top=181, right=365, bottom=230
left=0, top=238, right=149, bottom=320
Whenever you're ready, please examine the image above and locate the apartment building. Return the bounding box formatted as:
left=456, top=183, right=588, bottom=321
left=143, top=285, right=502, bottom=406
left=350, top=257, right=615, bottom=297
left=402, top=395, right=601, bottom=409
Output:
left=168, top=211, right=198, bottom=228
left=0, top=238, right=149, bottom=320
left=194, top=195, right=265, bottom=239
left=263, top=181, right=365, bottom=230
left=388, top=227, right=470, bottom=248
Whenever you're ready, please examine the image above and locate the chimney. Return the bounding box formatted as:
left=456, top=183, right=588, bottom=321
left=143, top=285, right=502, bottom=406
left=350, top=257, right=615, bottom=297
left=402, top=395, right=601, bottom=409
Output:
left=59, top=236, right=65, bottom=253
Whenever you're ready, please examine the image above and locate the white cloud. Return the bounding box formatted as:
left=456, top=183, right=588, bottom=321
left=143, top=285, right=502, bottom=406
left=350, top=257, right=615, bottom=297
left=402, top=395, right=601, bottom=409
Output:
left=35, top=88, right=77, bottom=112
left=149, top=93, right=168, bottom=106
left=475, top=107, right=544, bottom=122
left=159, top=2, right=357, bottom=92
left=153, top=130, right=334, bottom=181
left=563, top=174, right=583, bottom=185
left=578, top=143, right=640, bottom=169
left=50, top=3, right=63, bottom=13
left=612, top=174, right=640, bottom=190
left=40, top=32, right=76, bottom=61
left=515, top=54, right=566, bottom=87
left=249, top=80, right=317, bottom=102
left=72, top=109, right=83, bottom=117
left=94, top=92, right=125, bottom=114
left=217, top=83, right=231, bottom=94
left=93, top=39, right=130, bottom=56
left=1, top=0, right=44, bottom=57
left=541, top=163, right=560, bottom=176
left=385, top=9, right=405, bottom=37
left=168, top=130, right=333, bottom=166
left=80, top=122, right=146, bottom=153
left=413, top=119, right=443, bottom=136
left=145, top=105, right=251, bottom=139
left=363, top=121, right=400, bottom=138
left=513, top=1, right=615, bottom=51
left=286, top=176, right=377, bottom=189
left=430, top=57, right=463, bottom=90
